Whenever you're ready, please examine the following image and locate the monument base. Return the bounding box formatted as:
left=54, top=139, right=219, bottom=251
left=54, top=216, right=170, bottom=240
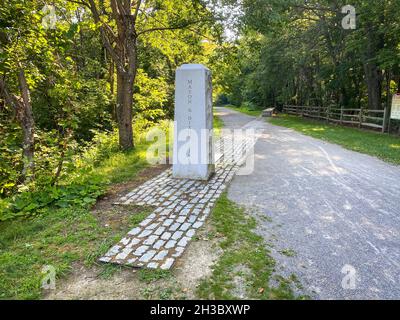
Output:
left=172, top=164, right=215, bottom=181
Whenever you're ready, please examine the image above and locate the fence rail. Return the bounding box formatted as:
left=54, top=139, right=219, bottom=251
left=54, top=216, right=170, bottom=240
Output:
left=283, top=105, right=388, bottom=133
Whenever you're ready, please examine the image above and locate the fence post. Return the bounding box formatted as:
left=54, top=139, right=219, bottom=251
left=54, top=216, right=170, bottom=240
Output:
left=383, top=105, right=390, bottom=133
left=327, top=105, right=330, bottom=123
left=359, top=107, right=363, bottom=128
left=340, top=106, right=343, bottom=125
left=382, top=106, right=386, bottom=133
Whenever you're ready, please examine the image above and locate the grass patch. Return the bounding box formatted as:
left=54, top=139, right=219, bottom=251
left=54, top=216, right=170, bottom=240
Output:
left=129, top=209, right=152, bottom=227
left=137, top=269, right=172, bottom=283
left=213, top=114, right=224, bottom=137
left=98, top=264, right=124, bottom=280
left=0, top=125, right=169, bottom=300
left=270, top=114, right=400, bottom=165
left=280, top=249, right=297, bottom=257
left=224, top=105, right=263, bottom=117
left=0, top=192, right=150, bottom=300
left=197, top=194, right=300, bottom=300
left=141, top=283, right=185, bottom=300
left=0, top=207, right=104, bottom=299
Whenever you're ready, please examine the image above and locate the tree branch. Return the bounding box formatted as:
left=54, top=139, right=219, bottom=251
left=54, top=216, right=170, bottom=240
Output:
left=132, top=0, right=142, bottom=25
left=137, top=19, right=208, bottom=36
left=0, top=76, right=19, bottom=112
left=67, top=0, right=91, bottom=9
left=86, top=0, right=126, bottom=74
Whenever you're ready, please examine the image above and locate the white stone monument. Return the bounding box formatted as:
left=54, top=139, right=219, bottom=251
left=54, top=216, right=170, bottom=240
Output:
left=173, top=64, right=215, bottom=180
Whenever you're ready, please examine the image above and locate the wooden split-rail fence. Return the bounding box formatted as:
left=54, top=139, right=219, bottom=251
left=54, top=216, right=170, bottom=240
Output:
left=283, top=105, right=388, bottom=133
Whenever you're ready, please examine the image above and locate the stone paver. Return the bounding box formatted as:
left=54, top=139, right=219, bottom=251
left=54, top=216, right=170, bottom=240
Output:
left=100, top=132, right=258, bottom=269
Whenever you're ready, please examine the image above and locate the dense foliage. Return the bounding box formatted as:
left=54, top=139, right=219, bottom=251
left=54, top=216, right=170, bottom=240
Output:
left=0, top=0, right=221, bottom=219
left=215, top=0, right=400, bottom=118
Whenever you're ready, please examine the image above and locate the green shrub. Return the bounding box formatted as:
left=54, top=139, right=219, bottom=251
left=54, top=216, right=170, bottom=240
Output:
left=0, top=129, right=117, bottom=221
left=0, top=121, right=22, bottom=197
left=0, top=179, right=105, bottom=221
left=242, top=101, right=259, bottom=111
left=0, top=121, right=170, bottom=222
left=133, top=69, right=168, bottom=123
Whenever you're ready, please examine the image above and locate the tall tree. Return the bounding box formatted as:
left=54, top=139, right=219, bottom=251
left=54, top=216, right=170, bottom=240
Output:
left=70, top=0, right=215, bottom=149
left=0, top=0, right=46, bottom=182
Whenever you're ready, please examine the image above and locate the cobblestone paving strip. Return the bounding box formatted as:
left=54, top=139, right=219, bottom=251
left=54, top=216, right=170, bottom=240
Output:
left=100, top=133, right=258, bottom=269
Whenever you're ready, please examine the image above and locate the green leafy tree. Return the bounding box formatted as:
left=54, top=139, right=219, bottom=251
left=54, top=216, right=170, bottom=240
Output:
left=0, top=0, right=50, bottom=182
left=68, top=0, right=216, bottom=149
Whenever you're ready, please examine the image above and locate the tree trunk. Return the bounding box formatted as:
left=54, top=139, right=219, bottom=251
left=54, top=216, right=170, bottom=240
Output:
left=0, top=69, right=35, bottom=182
left=116, top=71, right=134, bottom=150
left=86, top=0, right=139, bottom=150
left=17, top=68, right=35, bottom=181
left=364, top=62, right=383, bottom=110
left=383, top=71, right=392, bottom=132
left=109, top=59, right=115, bottom=96
left=362, top=18, right=384, bottom=110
